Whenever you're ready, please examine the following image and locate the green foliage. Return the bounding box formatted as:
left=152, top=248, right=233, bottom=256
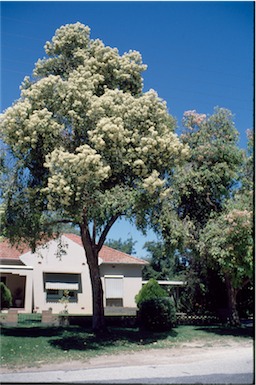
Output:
left=240, top=129, right=254, bottom=193
left=198, top=190, right=253, bottom=324
left=138, top=297, right=176, bottom=331
left=154, top=108, right=251, bottom=319
left=175, top=107, right=243, bottom=231
left=135, top=278, right=167, bottom=308
left=178, top=265, right=227, bottom=315
left=199, top=193, right=253, bottom=290
left=142, top=241, right=174, bottom=280
left=142, top=108, right=245, bottom=318
left=105, top=237, right=137, bottom=255
left=0, top=282, right=12, bottom=309
left=237, top=282, right=254, bottom=318
left=51, top=222, right=80, bottom=235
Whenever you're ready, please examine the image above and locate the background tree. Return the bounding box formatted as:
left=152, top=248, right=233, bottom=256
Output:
left=198, top=192, right=253, bottom=325
left=0, top=23, right=188, bottom=332
left=175, top=108, right=243, bottom=231
left=198, top=128, right=254, bottom=324
left=105, top=237, right=137, bottom=255
left=150, top=108, right=245, bottom=316
left=142, top=240, right=186, bottom=281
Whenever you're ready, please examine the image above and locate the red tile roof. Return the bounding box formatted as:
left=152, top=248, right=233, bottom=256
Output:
left=99, top=245, right=146, bottom=265
left=0, top=239, right=30, bottom=260
left=0, top=234, right=147, bottom=265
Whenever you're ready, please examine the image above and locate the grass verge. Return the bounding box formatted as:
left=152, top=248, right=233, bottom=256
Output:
left=0, top=324, right=253, bottom=369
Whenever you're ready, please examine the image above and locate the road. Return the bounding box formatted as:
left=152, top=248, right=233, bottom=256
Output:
left=1, top=345, right=254, bottom=384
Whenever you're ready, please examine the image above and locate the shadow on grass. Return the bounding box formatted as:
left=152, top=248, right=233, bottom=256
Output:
left=0, top=324, right=177, bottom=351
left=49, top=328, right=178, bottom=352
left=0, top=325, right=74, bottom=337
left=196, top=325, right=254, bottom=338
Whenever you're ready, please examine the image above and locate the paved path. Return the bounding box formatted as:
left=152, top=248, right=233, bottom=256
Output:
left=1, top=345, right=254, bottom=384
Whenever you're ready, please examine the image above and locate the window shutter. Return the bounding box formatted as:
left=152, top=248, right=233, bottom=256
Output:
left=105, top=276, right=123, bottom=298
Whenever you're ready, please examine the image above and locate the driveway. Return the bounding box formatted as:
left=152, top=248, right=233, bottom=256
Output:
left=1, top=340, right=254, bottom=384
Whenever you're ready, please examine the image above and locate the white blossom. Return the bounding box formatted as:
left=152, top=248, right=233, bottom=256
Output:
left=0, top=22, right=189, bottom=215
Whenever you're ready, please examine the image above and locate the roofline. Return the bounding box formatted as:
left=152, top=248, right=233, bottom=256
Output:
left=0, top=265, right=34, bottom=270
left=101, top=262, right=147, bottom=265
left=100, top=244, right=147, bottom=263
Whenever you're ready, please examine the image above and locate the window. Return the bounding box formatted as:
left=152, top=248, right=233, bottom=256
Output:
left=44, top=273, right=80, bottom=303
left=105, top=275, right=123, bottom=307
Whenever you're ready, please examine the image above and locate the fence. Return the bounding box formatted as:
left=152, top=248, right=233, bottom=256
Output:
left=176, top=312, right=220, bottom=325
left=1, top=310, right=222, bottom=327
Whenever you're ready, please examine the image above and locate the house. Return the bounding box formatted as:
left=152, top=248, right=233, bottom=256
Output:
left=0, top=234, right=147, bottom=314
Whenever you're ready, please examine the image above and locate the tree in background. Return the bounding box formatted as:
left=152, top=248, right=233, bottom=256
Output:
left=199, top=193, right=253, bottom=325
left=142, top=241, right=171, bottom=280
left=175, top=108, right=243, bottom=231
left=142, top=240, right=186, bottom=281
left=0, top=23, right=188, bottom=332
left=198, top=128, right=254, bottom=324
left=150, top=108, right=246, bottom=316
left=105, top=237, right=137, bottom=255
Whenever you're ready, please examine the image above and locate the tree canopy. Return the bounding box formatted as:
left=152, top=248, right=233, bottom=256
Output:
left=174, top=108, right=243, bottom=231
left=1, top=23, right=188, bottom=246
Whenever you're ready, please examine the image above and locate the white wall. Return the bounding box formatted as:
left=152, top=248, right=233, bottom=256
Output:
left=19, top=236, right=144, bottom=313
left=20, top=236, right=92, bottom=314
left=100, top=264, right=143, bottom=307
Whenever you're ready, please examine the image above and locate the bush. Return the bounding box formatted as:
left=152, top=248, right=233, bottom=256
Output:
left=135, top=278, right=167, bottom=308
left=138, top=297, right=176, bottom=332
left=0, top=282, right=12, bottom=310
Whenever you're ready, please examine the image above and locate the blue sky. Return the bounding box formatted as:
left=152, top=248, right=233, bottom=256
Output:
left=1, top=1, right=254, bottom=257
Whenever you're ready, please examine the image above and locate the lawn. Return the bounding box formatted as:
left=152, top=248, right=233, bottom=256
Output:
left=0, top=324, right=253, bottom=369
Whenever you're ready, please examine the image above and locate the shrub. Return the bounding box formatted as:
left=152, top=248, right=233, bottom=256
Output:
left=0, top=282, right=12, bottom=309
left=138, top=297, right=176, bottom=332
left=135, top=278, right=167, bottom=308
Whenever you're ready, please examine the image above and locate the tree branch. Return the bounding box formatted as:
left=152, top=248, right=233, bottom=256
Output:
left=206, top=192, right=218, bottom=211
left=97, top=214, right=120, bottom=251
left=92, top=219, right=97, bottom=245
left=80, top=207, right=93, bottom=249
left=241, top=278, right=252, bottom=289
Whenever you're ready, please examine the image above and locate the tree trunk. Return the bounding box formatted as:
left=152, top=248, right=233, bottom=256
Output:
left=79, top=213, right=119, bottom=333
left=225, top=275, right=240, bottom=326
left=87, top=247, right=106, bottom=333
left=80, top=225, right=106, bottom=333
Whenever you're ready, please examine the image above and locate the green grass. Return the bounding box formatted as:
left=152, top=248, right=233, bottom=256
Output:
left=0, top=324, right=253, bottom=369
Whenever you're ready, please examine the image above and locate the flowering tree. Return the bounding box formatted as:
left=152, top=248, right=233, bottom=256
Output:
left=0, top=23, right=188, bottom=331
